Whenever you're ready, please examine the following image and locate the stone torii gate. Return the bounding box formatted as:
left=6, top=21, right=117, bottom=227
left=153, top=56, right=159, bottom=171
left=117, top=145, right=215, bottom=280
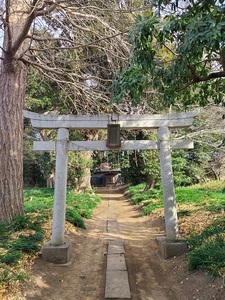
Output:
left=24, top=109, right=199, bottom=262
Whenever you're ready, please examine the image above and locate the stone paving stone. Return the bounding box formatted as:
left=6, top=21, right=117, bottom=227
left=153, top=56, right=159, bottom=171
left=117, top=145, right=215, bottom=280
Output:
left=107, top=220, right=119, bottom=233
left=105, top=207, right=131, bottom=299
left=107, top=254, right=127, bottom=271
left=105, top=270, right=131, bottom=299
left=108, top=242, right=124, bottom=254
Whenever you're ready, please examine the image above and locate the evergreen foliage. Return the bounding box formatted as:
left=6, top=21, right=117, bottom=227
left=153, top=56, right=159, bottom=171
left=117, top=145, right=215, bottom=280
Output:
left=112, top=0, right=225, bottom=108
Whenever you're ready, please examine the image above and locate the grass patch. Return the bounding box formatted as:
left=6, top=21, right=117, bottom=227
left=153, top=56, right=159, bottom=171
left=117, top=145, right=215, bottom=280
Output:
left=130, top=189, right=161, bottom=205
left=125, top=183, right=146, bottom=197
left=187, top=217, right=225, bottom=276
left=24, top=188, right=101, bottom=228
left=193, top=180, right=225, bottom=192
left=127, top=181, right=225, bottom=216
left=0, top=214, right=45, bottom=293
left=127, top=181, right=225, bottom=276
left=0, top=188, right=101, bottom=295
left=128, top=187, right=163, bottom=215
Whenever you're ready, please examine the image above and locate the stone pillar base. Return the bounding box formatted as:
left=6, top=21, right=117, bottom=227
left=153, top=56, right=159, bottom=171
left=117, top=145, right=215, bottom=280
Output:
left=42, top=239, right=72, bottom=264
left=156, top=236, right=187, bottom=259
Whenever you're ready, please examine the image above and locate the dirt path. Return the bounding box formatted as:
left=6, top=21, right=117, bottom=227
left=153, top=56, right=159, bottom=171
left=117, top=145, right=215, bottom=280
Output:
left=17, top=187, right=225, bottom=300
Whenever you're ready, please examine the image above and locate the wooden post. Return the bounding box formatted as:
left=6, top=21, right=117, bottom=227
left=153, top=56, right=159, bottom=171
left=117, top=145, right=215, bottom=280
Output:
left=51, top=128, right=69, bottom=246
left=158, top=126, right=178, bottom=240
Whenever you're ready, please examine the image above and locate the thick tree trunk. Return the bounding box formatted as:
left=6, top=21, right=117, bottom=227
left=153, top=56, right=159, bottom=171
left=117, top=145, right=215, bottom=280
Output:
left=0, top=59, right=28, bottom=222
left=0, top=0, right=30, bottom=222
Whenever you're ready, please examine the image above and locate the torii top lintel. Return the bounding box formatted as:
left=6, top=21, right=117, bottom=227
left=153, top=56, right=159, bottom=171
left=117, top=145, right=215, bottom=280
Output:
left=23, top=109, right=199, bottom=130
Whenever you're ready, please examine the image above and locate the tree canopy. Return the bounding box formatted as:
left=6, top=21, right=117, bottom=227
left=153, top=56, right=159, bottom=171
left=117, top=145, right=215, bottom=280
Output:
left=111, top=0, right=225, bottom=108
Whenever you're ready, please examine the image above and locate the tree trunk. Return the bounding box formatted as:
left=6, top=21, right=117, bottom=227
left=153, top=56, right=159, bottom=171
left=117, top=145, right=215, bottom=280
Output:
left=144, top=175, right=156, bottom=191
left=0, top=62, right=27, bottom=222
left=79, top=151, right=92, bottom=191
left=0, top=1, right=30, bottom=222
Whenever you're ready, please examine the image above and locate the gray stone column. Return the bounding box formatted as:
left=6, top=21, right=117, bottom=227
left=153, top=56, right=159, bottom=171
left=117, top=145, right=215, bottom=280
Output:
left=158, top=126, right=178, bottom=240
left=51, top=128, right=69, bottom=246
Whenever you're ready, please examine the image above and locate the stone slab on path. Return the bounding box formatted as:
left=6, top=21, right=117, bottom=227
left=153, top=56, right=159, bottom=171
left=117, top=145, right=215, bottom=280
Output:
left=107, top=220, right=120, bottom=233
left=108, top=241, right=125, bottom=255
left=107, top=254, right=127, bottom=271
left=105, top=241, right=130, bottom=298
left=105, top=214, right=131, bottom=299
left=105, top=270, right=131, bottom=299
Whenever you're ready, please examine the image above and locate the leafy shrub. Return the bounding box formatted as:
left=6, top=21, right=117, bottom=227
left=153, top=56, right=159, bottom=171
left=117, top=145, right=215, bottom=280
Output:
left=66, top=209, right=86, bottom=229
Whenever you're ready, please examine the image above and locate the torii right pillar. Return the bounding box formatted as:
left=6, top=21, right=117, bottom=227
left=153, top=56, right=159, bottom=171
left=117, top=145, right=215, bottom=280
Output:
left=157, top=126, right=187, bottom=258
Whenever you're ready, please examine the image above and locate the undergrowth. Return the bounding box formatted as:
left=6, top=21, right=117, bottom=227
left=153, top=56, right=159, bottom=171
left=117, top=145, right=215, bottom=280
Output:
left=0, top=188, right=101, bottom=295
left=127, top=180, right=225, bottom=277
left=187, top=217, right=225, bottom=276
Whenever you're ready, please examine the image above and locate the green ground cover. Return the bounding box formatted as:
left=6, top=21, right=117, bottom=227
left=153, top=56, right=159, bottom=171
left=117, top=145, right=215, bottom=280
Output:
left=126, top=181, right=225, bottom=277
left=0, top=188, right=101, bottom=293
left=1, top=181, right=225, bottom=293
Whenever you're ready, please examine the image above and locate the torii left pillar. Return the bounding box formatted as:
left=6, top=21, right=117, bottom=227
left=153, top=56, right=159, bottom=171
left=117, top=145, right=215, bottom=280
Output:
left=42, top=128, right=72, bottom=264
